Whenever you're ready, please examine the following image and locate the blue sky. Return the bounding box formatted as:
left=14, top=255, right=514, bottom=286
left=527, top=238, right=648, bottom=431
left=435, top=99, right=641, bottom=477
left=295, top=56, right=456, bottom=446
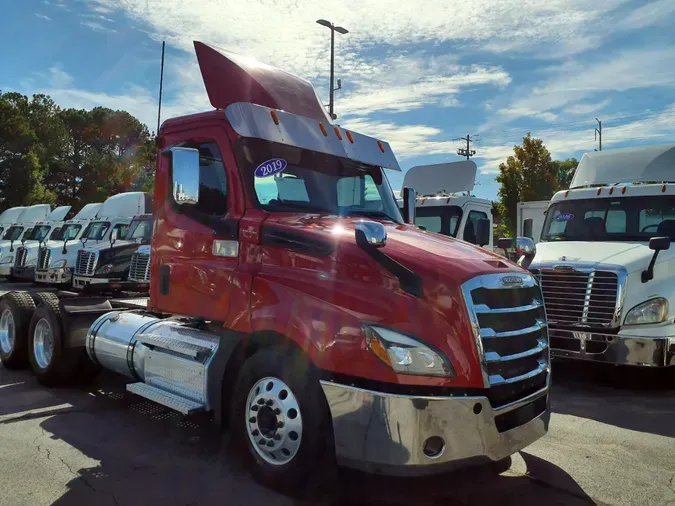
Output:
left=3, top=0, right=675, bottom=201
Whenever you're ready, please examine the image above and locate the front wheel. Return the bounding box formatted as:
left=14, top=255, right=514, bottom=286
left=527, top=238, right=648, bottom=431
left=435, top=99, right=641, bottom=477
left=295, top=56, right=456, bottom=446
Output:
left=229, top=346, right=336, bottom=499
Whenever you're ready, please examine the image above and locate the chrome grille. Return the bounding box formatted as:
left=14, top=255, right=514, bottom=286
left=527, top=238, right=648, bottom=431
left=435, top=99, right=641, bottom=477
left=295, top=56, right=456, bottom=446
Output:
left=14, top=247, right=27, bottom=267
left=128, top=252, right=150, bottom=282
left=531, top=269, right=619, bottom=327
left=75, top=250, right=97, bottom=276
left=462, top=273, right=549, bottom=408
left=37, top=247, right=51, bottom=271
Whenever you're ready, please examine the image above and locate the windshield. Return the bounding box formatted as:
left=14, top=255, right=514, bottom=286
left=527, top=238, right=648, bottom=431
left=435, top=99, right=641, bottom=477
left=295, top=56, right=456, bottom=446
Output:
left=241, top=139, right=403, bottom=223
left=57, top=224, right=82, bottom=241
left=126, top=219, right=153, bottom=240
left=2, top=226, right=24, bottom=241
left=25, top=225, right=52, bottom=241
left=0, top=227, right=3, bottom=237
left=542, top=196, right=675, bottom=242
left=409, top=205, right=463, bottom=237
left=82, top=221, right=110, bottom=240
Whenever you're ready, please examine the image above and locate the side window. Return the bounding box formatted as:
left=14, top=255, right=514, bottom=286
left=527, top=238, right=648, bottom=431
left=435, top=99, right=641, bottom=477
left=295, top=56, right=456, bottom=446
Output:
left=416, top=216, right=442, bottom=233
left=173, top=141, right=228, bottom=216
left=463, top=210, right=488, bottom=244
left=113, top=223, right=129, bottom=239
left=523, top=218, right=533, bottom=239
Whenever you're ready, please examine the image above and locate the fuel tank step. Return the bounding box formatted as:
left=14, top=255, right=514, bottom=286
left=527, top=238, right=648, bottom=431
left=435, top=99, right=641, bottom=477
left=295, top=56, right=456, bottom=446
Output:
left=135, top=332, right=213, bottom=360
left=126, top=382, right=205, bottom=415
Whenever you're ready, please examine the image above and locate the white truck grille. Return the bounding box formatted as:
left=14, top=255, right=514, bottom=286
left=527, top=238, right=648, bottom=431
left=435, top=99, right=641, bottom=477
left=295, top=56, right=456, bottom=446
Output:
left=37, top=247, right=51, bottom=271
left=128, top=252, right=150, bottom=282
left=462, top=273, right=549, bottom=409
left=531, top=269, right=619, bottom=328
left=14, top=247, right=28, bottom=267
left=75, top=250, right=97, bottom=276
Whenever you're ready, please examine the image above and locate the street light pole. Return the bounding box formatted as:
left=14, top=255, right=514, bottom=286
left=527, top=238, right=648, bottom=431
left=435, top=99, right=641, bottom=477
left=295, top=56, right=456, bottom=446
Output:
left=317, top=19, right=348, bottom=120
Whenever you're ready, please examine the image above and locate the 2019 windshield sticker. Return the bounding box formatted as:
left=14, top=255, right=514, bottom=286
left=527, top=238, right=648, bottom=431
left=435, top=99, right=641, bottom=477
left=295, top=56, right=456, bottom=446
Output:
left=555, top=213, right=575, bottom=222
left=255, top=159, right=287, bottom=178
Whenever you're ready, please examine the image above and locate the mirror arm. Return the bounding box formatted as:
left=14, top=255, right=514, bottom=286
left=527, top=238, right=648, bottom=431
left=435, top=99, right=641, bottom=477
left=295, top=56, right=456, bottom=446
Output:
left=641, top=250, right=661, bottom=283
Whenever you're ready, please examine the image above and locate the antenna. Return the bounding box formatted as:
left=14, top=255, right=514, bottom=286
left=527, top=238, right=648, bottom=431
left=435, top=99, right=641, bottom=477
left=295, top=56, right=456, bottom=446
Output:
left=156, top=41, right=166, bottom=136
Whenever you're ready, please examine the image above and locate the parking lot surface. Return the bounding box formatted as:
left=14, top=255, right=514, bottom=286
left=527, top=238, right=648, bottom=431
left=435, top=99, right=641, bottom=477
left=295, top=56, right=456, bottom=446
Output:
left=1, top=360, right=674, bottom=506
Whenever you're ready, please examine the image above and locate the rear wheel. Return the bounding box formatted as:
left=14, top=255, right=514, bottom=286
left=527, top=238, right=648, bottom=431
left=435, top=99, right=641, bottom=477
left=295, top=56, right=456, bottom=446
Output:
left=229, top=346, right=336, bottom=499
left=27, top=299, right=97, bottom=386
left=0, top=292, right=36, bottom=369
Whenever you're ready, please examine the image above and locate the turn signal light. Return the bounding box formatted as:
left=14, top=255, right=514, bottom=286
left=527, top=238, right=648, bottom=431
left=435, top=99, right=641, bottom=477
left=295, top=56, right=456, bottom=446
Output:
left=334, top=127, right=342, bottom=140
left=270, top=110, right=279, bottom=125
left=377, top=140, right=385, bottom=153
left=319, top=122, right=328, bottom=136
left=346, top=130, right=354, bottom=144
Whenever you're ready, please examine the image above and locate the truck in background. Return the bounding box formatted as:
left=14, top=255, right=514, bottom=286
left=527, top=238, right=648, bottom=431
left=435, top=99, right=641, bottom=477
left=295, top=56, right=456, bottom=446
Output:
left=10, top=206, right=74, bottom=281
left=0, top=204, right=52, bottom=274
left=0, top=41, right=550, bottom=497
left=395, top=161, right=493, bottom=249
left=0, top=207, right=27, bottom=237
left=34, top=194, right=146, bottom=287
left=517, top=200, right=549, bottom=243
left=72, top=210, right=152, bottom=292
left=528, top=144, right=675, bottom=368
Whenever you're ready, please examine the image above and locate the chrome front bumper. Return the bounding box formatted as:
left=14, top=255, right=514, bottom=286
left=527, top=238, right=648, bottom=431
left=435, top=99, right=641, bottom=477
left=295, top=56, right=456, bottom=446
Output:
left=550, top=328, right=675, bottom=367
left=35, top=268, right=73, bottom=284
left=320, top=381, right=550, bottom=475
left=72, top=275, right=115, bottom=290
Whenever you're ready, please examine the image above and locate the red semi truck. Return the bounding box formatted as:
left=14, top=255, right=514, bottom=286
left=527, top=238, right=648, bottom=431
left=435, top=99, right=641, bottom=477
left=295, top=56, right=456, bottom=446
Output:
left=0, top=41, right=550, bottom=496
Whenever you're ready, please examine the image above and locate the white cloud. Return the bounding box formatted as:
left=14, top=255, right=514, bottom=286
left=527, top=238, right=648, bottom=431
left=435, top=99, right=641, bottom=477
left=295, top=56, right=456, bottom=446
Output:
left=48, top=67, right=73, bottom=88
left=81, top=20, right=116, bottom=32
left=34, top=13, right=51, bottom=21
left=614, top=0, right=675, bottom=31
left=563, top=99, right=611, bottom=115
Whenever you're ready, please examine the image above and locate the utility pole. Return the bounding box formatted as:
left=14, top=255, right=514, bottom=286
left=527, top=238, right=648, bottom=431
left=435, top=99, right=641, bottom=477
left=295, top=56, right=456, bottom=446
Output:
left=455, top=134, right=477, bottom=160
left=594, top=118, right=602, bottom=151
left=316, top=19, right=348, bottom=120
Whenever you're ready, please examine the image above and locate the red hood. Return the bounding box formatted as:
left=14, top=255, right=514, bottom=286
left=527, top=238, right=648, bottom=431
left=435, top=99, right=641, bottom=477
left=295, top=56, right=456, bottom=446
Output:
left=259, top=214, right=526, bottom=388
left=194, top=41, right=331, bottom=124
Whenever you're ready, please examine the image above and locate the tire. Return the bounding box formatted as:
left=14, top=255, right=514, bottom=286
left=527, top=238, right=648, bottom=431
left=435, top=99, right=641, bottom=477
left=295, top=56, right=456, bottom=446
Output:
left=0, top=292, right=36, bottom=369
left=488, top=456, right=513, bottom=474
left=229, top=346, right=336, bottom=499
left=29, top=292, right=60, bottom=307
left=27, top=299, right=95, bottom=386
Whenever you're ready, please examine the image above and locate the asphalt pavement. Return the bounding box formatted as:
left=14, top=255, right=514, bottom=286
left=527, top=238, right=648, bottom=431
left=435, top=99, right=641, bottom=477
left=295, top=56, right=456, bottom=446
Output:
left=1, top=361, right=674, bottom=506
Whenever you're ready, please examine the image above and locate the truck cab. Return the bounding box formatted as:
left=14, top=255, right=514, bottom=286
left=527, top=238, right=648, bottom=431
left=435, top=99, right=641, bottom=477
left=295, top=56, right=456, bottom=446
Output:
left=10, top=206, right=73, bottom=281
left=0, top=207, right=26, bottom=238
left=34, top=202, right=103, bottom=285
left=0, top=204, right=52, bottom=275
left=517, top=200, right=549, bottom=244
left=395, top=161, right=493, bottom=249
left=72, top=211, right=152, bottom=291
left=0, top=41, right=550, bottom=496
left=529, top=144, right=675, bottom=368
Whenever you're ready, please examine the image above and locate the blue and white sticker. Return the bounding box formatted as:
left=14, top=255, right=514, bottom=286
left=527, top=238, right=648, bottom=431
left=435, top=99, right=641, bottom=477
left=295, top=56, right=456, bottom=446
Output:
left=555, top=213, right=575, bottom=222
left=255, top=158, right=287, bottom=178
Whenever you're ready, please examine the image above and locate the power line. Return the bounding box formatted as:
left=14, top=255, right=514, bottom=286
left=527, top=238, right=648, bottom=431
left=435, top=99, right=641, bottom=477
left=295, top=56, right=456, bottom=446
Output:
left=454, top=134, right=477, bottom=160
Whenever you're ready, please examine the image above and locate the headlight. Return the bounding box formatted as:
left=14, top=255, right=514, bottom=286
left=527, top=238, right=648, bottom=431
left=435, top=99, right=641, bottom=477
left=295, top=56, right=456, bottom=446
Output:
left=96, top=263, right=114, bottom=275
left=624, top=298, right=668, bottom=325
left=50, top=259, right=68, bottom=269
left=0, top=256, right=14, bottom=264
left=362, top=325, right=454, bottom=377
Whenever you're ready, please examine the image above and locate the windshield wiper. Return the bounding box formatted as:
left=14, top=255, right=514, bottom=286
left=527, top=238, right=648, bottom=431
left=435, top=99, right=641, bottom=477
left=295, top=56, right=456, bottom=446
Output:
left=342, top=209, right=395, bottom=222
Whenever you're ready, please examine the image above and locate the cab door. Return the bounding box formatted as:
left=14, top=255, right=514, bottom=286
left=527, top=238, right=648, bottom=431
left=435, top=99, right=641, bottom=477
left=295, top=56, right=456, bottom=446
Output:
left=460, top=204, right=492, bottom=249
left=152, top=127, right=242, bottom=321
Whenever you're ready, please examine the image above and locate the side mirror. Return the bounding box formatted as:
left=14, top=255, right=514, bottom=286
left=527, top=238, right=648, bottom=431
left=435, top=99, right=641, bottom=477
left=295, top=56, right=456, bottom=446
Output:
left=476, top=218, right=491, bottom=247
left=516, top=236, right=536, bottom=256
left=169, top=147, right=200, bottom=205
left=355, top=220, right=387, bottom=249
left=643, top=236, right=671, bottom=283
left=402, top=186, right=416, bottom=224
left=110, top=230, right=117, bottom=246
left=497, top=238, right=513, bottom=250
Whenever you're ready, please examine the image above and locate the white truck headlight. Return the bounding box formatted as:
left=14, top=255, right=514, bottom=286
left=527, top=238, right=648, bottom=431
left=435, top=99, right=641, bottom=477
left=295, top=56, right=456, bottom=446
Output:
left=0, top=256, right=14, bottom=264
left=362, top=325, right=454, bottom=377
left=624, top=298, right=668, bottom=325
left=50, top=259, right=68, bottom=269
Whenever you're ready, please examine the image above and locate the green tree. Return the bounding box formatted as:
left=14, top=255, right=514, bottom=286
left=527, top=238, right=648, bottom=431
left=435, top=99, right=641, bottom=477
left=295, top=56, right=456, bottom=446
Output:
left=551, top=158, right=578, bottom=191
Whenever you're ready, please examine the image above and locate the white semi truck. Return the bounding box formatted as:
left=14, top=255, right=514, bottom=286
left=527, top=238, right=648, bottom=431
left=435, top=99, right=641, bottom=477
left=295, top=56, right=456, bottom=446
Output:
left=0, top=207, right=27, bottom=237
left=517, top=200, right=549, bottom=243
left=527, top=144, right=675, bottom=367
left=0, top=204, right=53, bottom=275
left=35, top=193, right=149, bottom=286
left=396, top=161, right=493, bottom=249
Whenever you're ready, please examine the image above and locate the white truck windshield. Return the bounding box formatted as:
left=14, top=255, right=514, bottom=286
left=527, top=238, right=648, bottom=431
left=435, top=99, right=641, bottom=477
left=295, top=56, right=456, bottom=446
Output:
left=83, top=222, right=111, bottom=240
left=2, top=226, right=24, bottom=241
left=57, top=224, right=83, bottom=241
left=542, top=195, right=675, bottom=242
left=126, top=219, right=152, bottom=240
left=26, top=225, right=53, bottom=241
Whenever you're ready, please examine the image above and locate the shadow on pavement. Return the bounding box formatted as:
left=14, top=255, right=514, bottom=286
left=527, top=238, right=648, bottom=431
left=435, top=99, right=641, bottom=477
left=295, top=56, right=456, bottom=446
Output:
left=550, top=359, right=675, bottom=438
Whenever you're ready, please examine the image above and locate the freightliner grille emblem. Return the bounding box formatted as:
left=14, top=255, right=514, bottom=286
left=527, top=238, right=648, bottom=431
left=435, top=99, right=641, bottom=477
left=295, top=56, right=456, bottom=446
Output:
left=501, top=275, right=524, bottom=286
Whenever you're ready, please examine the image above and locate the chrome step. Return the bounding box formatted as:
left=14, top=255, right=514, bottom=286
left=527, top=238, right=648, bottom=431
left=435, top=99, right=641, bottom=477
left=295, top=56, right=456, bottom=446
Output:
left=135, top=332, right=212, bottom=360
left=126, top=382, right=205, bottom=415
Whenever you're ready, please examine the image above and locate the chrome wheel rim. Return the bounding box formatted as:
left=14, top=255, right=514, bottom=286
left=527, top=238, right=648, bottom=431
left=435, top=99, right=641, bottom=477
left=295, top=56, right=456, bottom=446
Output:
left=245, top=377, right=303, bottom=466
left=33, top=318, right=54, bottom=369
left=0, top=309, right=15, bottom=354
